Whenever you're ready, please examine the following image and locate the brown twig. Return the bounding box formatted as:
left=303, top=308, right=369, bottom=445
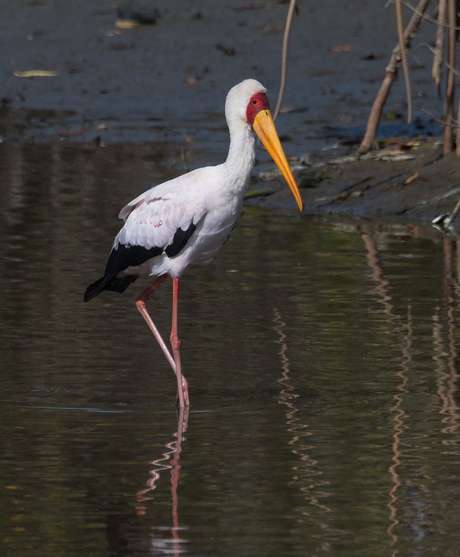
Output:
left=396, top=0, right=412, bottom=123
left=273, top=0, right=297, bottom=121
left=445, top=195, right=460, bottom=226
left=432, top=0, right=447, bottom=97
left=456, top=98, right=460, bottom=154
left=358, top=0, right=431, bottom=154
left=399, top=0, right=460, bottom=29
left=444, top=0, right=456, bottom=155
left=422, top=107, right=459, bottom=127
left=445, top=60, right=460, bottom=80
left=456, top=7, right=460, bottom=155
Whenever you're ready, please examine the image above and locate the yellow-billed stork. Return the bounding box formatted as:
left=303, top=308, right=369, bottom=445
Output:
left=84, top=79, right=303, bottom=408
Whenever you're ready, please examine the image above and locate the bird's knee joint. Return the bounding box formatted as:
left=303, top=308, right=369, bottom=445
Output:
left=135, top=299, right=146, bottom=311
left=171, top=336, right=181, bottom=350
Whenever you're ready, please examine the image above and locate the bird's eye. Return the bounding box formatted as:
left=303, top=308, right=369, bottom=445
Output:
left=251, top=98, right=258, bottom=105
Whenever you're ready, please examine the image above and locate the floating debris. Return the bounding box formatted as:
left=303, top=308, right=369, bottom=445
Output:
left=404, top=171, right=419, bottom=185
left=433, top=194, right=460, bottom=230
left=13, top=70, right=58, bottom=77
left=324, top=154, right=359, bottom=165
left=327, top=44, right=352, bottom=52
left=115, top=3, right=160, bottom=28
left=258, top=164, right=306, bottom=180
left=432, top=214, right=450, bottom=226
left=57, top=127, right=83, bottom=138
left=244, top=189, right=275, bottom=200
left=216, top=44, right=236, bottom=56
left=325, top=150, right=417, bottom=165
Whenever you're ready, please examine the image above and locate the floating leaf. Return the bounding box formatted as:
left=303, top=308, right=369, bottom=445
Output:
left=404, top=171, right=419, bottom=185
left=327, top=44, right=352, bottom=52
left=244, top=189, right=275, bottom=200
left=13, top=70, right=58, bottom=77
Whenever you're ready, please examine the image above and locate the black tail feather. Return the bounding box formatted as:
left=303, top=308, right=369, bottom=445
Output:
left=104, top=275, right=139, bottom=293
left=84, top=276, right=106, bottom=302
left=84, top=274, right=139, bottom=302
left=84, top=243, right=162, bottom=302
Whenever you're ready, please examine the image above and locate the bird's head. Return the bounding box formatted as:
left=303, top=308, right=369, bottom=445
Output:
left=226, top=79, right=303, bottom=211
left=225, top=79, right=267, bottom=124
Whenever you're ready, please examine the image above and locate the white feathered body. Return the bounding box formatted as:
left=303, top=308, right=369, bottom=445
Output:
left=84, top=79, right=266, bottom=301
left=115, top=163, right=249, bottom=279
left=114, top=92, right=257, bottom=279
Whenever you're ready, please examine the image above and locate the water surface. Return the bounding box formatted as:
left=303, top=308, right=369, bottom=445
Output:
left=1, top=142, right=460, bottom=556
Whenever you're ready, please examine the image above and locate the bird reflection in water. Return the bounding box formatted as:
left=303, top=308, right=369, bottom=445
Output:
left=136, top=407, right=189, bottom=556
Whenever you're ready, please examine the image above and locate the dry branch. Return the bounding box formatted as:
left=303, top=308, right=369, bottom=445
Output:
left=273, top=0, right=297, bottom=122
left=396, top=0, right=413, bottom=123
left=400, top=0, right=460, bottom=29
left=444, top=0, right=456, bottom=155
left=455, top=7, right=460, bottom=154
left=358, top=0, right=431, bottom=153
left=432, top=0, right=447, bottom=96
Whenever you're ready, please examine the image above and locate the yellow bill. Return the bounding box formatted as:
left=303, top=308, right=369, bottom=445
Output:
left=253, top=110, right=303, bottom=211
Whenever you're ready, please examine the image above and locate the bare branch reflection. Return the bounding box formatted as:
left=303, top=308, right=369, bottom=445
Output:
left=436, top=240, right=460, bottom=449
left=360, top=232, right=460, bottom=552
left=273, top=307, right=331, bottom=517
left=387, top=306, right=411, bottom=553
left=362, top=233, right=395, bottom=318
left=361, top=232, right=408, bottom=552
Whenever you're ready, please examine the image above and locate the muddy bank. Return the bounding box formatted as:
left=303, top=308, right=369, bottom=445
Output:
left=1, top=0, right=440, bottom=126
left=1, top=1, right=458, bottom=228
left=250, top=137, right=460, bottom=229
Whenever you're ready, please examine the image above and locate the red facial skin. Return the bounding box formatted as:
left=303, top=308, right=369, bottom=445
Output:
left=246, top=93, right=271, bottom=127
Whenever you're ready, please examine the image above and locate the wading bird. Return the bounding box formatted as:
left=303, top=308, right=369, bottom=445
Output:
left=84, top=79, right=303, bottom=408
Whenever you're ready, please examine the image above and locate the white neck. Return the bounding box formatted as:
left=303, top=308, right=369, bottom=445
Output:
left=222, top=119, right=255, bottom=196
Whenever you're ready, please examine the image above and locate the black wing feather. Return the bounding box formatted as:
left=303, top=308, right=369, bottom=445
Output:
left=105, top=244, right=163, bottom=277
left=165, top=222, right=197, bottom=257
left=84, top=221, right=198, bottom=302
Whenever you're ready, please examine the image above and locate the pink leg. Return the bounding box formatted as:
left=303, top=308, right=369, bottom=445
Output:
left=136, top=274, right=175, bottom=370
left=135, top=274, right=188, bottom=407
left=171, top=278, right=189, bottom=408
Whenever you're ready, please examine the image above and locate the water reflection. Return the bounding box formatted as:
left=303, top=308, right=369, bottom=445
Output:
left=136, top=407, right=189, bottom=556
left=438, top=240, right=460, bottom=445
left=362, top=232, right=409, bottom=549
left=362, top=233, right=394, bottom=317
left=3, top=142, right=460, bottom=556
left=387, top=306, right=412, bottom=552
left=360, top=229, right=460, bottom=554
left=274, top=306, right=330, bottom=518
